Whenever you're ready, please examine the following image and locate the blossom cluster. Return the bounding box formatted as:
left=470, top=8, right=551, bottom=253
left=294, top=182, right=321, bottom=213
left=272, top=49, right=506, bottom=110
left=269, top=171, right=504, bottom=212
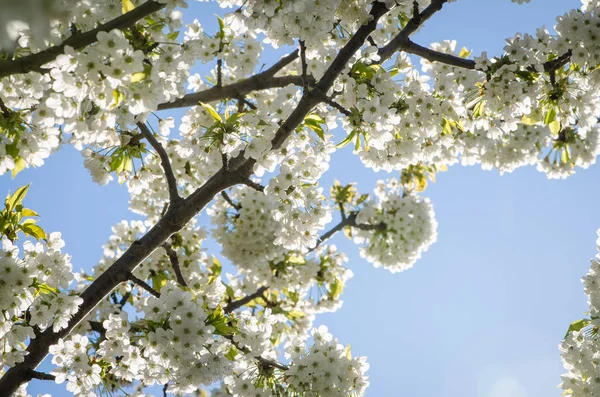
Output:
left=353, top=179, right=438, bottom=272
left=284, top=326, right=370, bottom=397
left=0, top=233, right=80, bottom=367
left=559, top=230, right=600, bottom=396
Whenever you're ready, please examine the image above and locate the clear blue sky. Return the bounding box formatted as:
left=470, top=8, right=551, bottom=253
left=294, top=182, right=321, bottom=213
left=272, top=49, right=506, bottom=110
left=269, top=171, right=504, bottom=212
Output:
left=5, top=0, right=594, bottom=396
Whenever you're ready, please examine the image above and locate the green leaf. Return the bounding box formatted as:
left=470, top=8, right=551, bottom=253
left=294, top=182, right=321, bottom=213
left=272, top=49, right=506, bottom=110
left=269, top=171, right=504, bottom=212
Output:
left=206, top=305, right=237, bottom=336
left=131, top=71, right=146, bottom=83
left=217, top=16, right=225, bottom=34
left=287, top=310, right=305, bottom=319
left=564, top=319, right=591, bottom=338
left=225, top=346, right=238, bottom=361
left=458, top=47, right=472, bottom=59
left=336, top=130, right=357, bottom=149
left=21, top=208, right=38, bottom=217
left=344, top=344, right=352, bottom=359
left=199, top=102, right=223, bottom=122
left=112, top=89, right=125, bottom=108
left=6, top=185, right=30, bottom=212
left=544, top=107, right=556, bottom=125
left=19, top=223, right=46, bottom=241
left=549, top=120, right=561, bottom=135
left=122, top=0, right=135, bottom=13
left=223, top=282, right=235, bottom=300
left=521, top=112, right=540, bottom=126
left=151, top=272, right=169, bottom=292
left=329, top=278, right=344, bottom=299
left=304, top=114, right=326, bottom=140
left=355, top=193, right=369, bottom=206
left=35, top=282, right=59, bottom=295
left=208, top=256, right=222, bottom=284
left=166, top=31, right=179, bottom=41
left=110, top=154, right=126, bottom=173
left=473, top=99, right=486, bottom=118
left=11, top=157, right=26, bottom=178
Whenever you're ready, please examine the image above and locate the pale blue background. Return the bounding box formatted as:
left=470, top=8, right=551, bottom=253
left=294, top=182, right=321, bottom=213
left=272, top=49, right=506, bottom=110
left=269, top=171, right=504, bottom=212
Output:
left=3, top=0, right=595, bottom=396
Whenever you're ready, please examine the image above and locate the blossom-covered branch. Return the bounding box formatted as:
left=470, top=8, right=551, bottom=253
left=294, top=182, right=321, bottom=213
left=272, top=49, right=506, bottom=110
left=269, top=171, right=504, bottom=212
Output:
left=136, top=122, right=181, bottom=203
left=0, top=0, right=165, bottom=79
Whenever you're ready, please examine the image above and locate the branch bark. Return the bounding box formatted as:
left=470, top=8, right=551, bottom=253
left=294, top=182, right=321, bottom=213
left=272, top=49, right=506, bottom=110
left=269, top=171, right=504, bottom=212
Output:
left=137, top=122, right=181, bottom=204
left=403, top=40, right=476, bottom=69
left=162, top=241, right=187, bottom=287
left=0, top=1, right=165, bottom=79
left=377, top=0, right=449, bottom=64
left=309, top=212, right=385, bottom=253
left=157, top=50, right=300, bottom=110
left=224, top=286, right=268, bottom=313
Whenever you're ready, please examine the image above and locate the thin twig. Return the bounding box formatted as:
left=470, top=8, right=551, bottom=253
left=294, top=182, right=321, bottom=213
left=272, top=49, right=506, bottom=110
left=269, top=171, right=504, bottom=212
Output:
left=225, top=286, right=268, bottom=313
left=217, top=59, right=223, bottom=87
left=128, top=273, right=161, bottom=298
left=162, top=242, right=187, bottom=287
left=242, top=179, right=265, bottom=192
left=299, top=40, right=309, bottom=92
left=223, top=334, right=290, bottom=371
left=118, top=291, right=132, bottom=309
left=137, top=122, right=181, bottom=204
left=27, top=370, right=55, bottom=381
left=322, top=94, right=352, bottom=117
left=221, top=191, right=241, bottom=210
left=309, top=212, right=385, bottom=253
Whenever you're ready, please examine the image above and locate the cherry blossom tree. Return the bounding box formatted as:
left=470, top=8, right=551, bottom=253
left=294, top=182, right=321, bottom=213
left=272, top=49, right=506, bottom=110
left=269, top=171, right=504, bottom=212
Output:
left=0, top=0, right=599, bottom=396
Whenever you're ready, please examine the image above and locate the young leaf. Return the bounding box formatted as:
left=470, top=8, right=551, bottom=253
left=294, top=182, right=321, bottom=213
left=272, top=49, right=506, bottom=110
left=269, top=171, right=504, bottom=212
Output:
left=564, top=319, right=591, bottom=338
left=122, top=0, right=135, bottom=13
left=19, top=223, right=46, bottom=241
left=199, top=102, right=223, bottom=122
left=6, top=185, right=30, bottom=212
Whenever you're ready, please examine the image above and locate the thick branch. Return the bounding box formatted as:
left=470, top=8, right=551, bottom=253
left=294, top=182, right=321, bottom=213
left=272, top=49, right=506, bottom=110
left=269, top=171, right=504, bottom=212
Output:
left=162, top=242, right=187, bottom=287
left=137, top=122, right=181, bottom=204
left=157, top=50, right=300, bottom=110
left=225, top=286, right=268, bottom=313
left=0, top=1, right=165, bottom=79
left=377, top=0, right=449, bottom=63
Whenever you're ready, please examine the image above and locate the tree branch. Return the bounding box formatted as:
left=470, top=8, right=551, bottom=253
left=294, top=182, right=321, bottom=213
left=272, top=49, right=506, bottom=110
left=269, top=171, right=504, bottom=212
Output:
left=157, top=50, right=301, bottom=110
left=299, top=40, right=309, bottom=91
left=224, top=286, right=268, bottom=313
left=309, top=212, right=385, bottom=252
left=242, top=179, right=265, bottom=192
left=221, top=191, right=241, bottom=210
left=0, top=0, right=166, bottom=79
left=137, top=122, right=181, bottom=204
left=403, top=40, right=476, bottom=69
left=27, top=370, right=55, bottom=381
left=377, top=0, right=449, bottom=63
left=128, top=273, right=161, bottom=298
left=162, top=242, right=187, bottom=287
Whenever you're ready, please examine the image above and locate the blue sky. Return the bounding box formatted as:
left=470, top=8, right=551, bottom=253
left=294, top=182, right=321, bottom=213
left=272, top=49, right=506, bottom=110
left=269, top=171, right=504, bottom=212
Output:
left=4, top=0, right=594, bottom=396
